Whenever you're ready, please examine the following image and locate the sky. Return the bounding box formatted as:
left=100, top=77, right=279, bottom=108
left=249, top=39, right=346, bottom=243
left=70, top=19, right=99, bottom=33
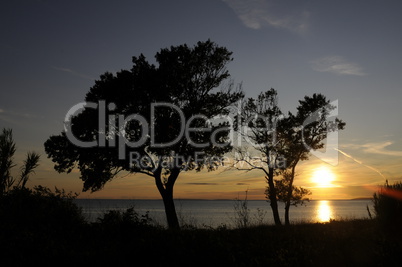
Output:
left=1, top=0, right=402, bottom=200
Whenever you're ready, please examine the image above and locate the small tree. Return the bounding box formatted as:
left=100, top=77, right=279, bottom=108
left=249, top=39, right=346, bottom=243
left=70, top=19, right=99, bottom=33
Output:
left=44, top=40, right=243, bottom=229
left=279, top=94, right=345, bottom=225
left=233, top=90, right=344, bottom=225
left=0, top=128, right=40, bottom=196
left=233, top=89, right=284, bottom=225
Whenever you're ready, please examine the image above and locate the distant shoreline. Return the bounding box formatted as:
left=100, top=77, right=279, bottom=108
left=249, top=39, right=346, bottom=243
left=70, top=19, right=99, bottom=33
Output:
left=75, top=198, right=372, bottom=201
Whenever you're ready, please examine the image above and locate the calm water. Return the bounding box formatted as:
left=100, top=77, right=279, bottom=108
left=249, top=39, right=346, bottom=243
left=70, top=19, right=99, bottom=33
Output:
left=74, top=199, right=373, bottom=227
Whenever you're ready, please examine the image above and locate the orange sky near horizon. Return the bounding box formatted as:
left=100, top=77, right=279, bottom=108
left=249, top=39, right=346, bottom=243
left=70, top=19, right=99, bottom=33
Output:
left=24, top=148, right=396, bottom=201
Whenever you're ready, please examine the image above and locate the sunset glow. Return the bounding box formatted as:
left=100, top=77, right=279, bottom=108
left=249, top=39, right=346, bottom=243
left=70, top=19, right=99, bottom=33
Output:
left=311, top=166, right=336, bottom=188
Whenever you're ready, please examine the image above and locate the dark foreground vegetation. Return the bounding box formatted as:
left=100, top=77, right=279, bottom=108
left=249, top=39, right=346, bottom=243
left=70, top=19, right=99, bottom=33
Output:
left=1, top=187, right=402, bottom=266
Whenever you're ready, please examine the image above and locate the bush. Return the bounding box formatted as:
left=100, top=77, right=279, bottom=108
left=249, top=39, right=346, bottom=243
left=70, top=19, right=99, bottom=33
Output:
left=0, top=186, right=87, bottom=265
left=373, top=180, right=402, bottom=226
left=0, top=186, right=85, bottom=231
left=233, top=194, right=250, bottom=228
left=97, top=206, right=155, bottom=228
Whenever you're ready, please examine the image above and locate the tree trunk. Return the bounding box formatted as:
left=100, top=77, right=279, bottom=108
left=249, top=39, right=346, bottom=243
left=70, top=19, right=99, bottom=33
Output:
left=284, top=164, right=297, bottom=226
left=284, top=201, right=291, bottom=225
left=154, top=168, right=181, bottom=230
left=161, top=187, right=180, bottom=230
left=267, top=167, right=282, bottom=226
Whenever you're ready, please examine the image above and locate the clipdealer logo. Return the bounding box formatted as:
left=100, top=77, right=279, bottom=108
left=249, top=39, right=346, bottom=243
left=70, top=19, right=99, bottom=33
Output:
left=64, top=99, right=340, bottom=166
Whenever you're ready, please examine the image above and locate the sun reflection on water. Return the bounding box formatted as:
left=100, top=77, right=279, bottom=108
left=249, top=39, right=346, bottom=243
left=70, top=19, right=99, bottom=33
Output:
left=316, top=200, right=333, bottom=222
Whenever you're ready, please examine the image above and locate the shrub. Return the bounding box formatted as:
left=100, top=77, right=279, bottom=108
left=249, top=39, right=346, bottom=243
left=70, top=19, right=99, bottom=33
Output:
left=0, top=186, right=85, bottom=231
left=97, top=206, right=154, bottom=228
left=233, top=192, right=250, bottom=228
left=0, top=186, right=86, bottom=264
left=373, top=180, right=402, bottom=226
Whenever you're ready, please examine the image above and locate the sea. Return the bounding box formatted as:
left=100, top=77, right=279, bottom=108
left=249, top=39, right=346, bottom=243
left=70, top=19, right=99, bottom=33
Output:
left=74, top=199, right=373, bottom=228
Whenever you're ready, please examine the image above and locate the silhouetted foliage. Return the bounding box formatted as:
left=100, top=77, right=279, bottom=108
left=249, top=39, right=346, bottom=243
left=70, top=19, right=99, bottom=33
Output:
left=0, top=186, right=84, bottom=230
left=373, top=180, right=402, bottom=227
left=44, top=40, right=243, bottom=229
left=279, top=94, right=345, bottom=224
left=233, top=191, right=251, bottom=228
left=234, top=89, right=284, bottom=225
left=18, top=152, right=40, bottom=188
left=0, top=189, right=399, bottom=266
left=0, top=128, right=40, bottom=195
left=97, top=206, right=155, bottom=229
left=234, top=90, right=344, bottom=225
left=0, top=128, right=17, bottom=194
left=267, top=170, right=311, bottom=216
left=2, top=215, right=398, bottom=266
left=0, top=187, right=86, bottom=264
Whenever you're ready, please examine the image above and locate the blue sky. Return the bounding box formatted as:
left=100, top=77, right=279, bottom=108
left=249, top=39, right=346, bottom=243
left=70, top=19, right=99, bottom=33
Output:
left=1, top=0, right=402, bottom=199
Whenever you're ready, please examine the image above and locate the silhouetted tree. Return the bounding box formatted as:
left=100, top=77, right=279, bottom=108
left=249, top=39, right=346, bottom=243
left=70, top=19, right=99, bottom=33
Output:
left=234, top=89, right=284, bottom=225
left=279, top=94, right=345, bottom=225
left=234, top=90, right=344, bottom=225
left=0, top=128, right=40, bottom=195
left=44, top=40, right=243, bottom=229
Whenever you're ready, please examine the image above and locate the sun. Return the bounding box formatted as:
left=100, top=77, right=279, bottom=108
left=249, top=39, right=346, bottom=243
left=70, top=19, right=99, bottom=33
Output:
left=311, top=166, right=336, bottom=188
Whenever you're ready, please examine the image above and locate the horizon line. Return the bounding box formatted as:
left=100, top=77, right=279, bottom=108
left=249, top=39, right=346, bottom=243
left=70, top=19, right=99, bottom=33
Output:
left=75, top=197, right=372, bottom=201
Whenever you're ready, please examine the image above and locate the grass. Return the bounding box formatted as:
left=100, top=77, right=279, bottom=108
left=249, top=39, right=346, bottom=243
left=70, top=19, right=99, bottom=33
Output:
left=1, top=217, right=401, bottom=266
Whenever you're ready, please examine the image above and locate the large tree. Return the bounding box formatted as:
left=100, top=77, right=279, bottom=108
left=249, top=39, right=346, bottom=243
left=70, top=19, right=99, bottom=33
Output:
left=44, top=40, right=243, bottom=229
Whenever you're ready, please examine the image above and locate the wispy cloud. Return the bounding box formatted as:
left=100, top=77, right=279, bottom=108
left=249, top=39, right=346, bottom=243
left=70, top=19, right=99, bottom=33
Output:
left=0, top=108, right=28, bottom=118
left=52, top=66, right=96, bottom=80
left=0, top=108, right=42, bottom=126
left=311, top=56, right=367, bottom=76
left=222, top=0, right=310, bottom=33
left=357, top=141, right=402, bottom=157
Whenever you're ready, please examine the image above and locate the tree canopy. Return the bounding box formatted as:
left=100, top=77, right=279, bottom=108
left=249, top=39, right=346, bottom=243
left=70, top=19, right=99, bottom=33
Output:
left=44, top=40, right=243, bottom=229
